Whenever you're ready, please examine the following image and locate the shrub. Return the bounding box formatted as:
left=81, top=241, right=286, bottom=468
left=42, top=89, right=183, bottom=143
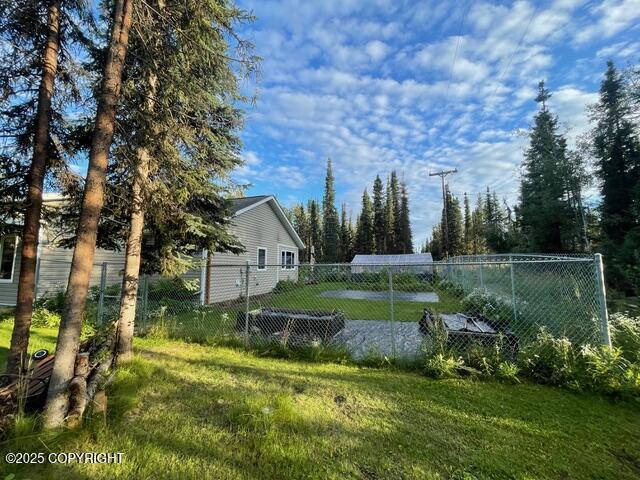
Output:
left=461, top=289, right=513, bottom=326
left=273, top=280, right=300, bottom=293
left=148, top=277, right=199, bottom=301
left=578, top=345, right=635, bottom=395
left=495, top=361, right=520, bottom=383
left=609, top=313, right=640, bottom=363
left=463, top=334, right=510, bottom=376
left=31, top=308, right=62, bottom=328
left=425, top=353, right=463, bottom=379
left=33, top=290, right=66, bottom=314
left=437, top=279, right=464, bottom=298
left=519, top=327, right=577, bottom=386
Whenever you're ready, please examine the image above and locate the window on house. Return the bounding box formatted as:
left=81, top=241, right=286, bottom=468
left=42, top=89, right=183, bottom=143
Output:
left=257, top=247, right=267, bottom=270
left=0, top=235, right=17, bottom=282
left=281, top=250, right=295, bottom=270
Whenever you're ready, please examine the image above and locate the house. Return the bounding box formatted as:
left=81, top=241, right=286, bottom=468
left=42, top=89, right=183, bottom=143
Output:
left=350, top=253, right=434, bottom=274
left=0, top=194, right=304, bottom=306
left=201, top=195, right=304, bottom=303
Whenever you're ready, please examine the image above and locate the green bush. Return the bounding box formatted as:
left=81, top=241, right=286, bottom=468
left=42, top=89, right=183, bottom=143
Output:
left=461, top=289, right=513, bottom=326
left=610, top=312, right=640, bottom=363
left=425, top=353, right=463, bottom=379
left=34, top=290, right=66, bottom=314
left=273, top=280, right=300, bottom=293
left=31, top=308, right=62, bottom=328
left=462, top=334, right=510, bottom=376
left=578, top=345, right=638, bottom=395
left=437, top=279, right=464, bottom=298
left=519, top=327, right=576, bottom=386
left=148, top=277, right=199, bottom=301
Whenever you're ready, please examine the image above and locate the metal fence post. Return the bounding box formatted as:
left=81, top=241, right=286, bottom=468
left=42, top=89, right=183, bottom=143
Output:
left=479, top=263, right=485, bottom=290
left=509, top=255, right=517, bottom=323
left=97, top=262, right=107, bottom=327
left=33, top=255, right=41, bottom=301
left=594, top=253, right=611, bottom=347
left=388, top=268, right=396, bottom=359
left=142, top=274, right=149, bottom=331
left=244, top=261, right=250, bottom=347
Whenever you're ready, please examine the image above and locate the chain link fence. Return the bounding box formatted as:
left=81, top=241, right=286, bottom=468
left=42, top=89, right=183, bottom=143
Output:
left=83, top=254, right=610, bottom=361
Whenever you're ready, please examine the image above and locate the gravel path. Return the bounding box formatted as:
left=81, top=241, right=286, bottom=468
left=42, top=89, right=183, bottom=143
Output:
left=334, top=320, right=423, bottom=359
left=320, top=289, right=439, bottom=302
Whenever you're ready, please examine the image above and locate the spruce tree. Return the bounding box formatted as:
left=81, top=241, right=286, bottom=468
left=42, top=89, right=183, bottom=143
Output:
left=399, top=182, right=413, bottom=253
left=308, top=199, right=322, bottom=262
left=443, top=186, right=464, bottom=255
left=463, top=192, right=472, bottom=254
left=1, top=0, right=91, bottom=377
left=372, top=175, right=385, bottom=254
left=44, top=0, right=135, bottom=429
left=520, top=81, right=580, bottom=253
left=591, top=61, right=640, bottom=292
left=384, top=177, right=395, bottom=253
left=390, top=170, right=402, bottom=253
left=471, top=194, right=487, bottom=254
left=292, top=204, right=309, bottom=262
left=321, top=159, right=339, bottom=262
left=429, top=225, right=444, bottom=260
left=339, top=203, right=353, bottom=262
left=355, top=189, right=374, bottom=254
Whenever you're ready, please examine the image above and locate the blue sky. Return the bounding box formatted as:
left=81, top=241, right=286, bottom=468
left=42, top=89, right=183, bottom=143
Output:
left=231, top=0, right=640, bottom=245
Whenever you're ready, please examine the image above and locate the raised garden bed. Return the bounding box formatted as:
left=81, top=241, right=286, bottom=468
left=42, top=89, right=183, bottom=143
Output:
left=419, top=309, right=518, bottom=354
left=236, top=307, right=345, bottom=343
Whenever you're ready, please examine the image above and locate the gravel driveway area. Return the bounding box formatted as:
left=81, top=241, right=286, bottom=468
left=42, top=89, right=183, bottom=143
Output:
left=334, top=319, right=423, bottom=359
left=320, top=289, right=439, bottom=302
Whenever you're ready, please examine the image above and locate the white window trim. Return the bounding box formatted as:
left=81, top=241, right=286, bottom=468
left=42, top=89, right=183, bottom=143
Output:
left=0, top=235, right=18, bottom=283
left=256, top=246, right=267, bottom=271
left=278, top=243, right=297, bottom=271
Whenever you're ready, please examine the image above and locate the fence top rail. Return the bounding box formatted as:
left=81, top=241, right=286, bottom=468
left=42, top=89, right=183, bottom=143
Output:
left=185, top=259, right=595, bottom=268
left=85, top=257, right=597, bottom=270
left=448, top=253, right=595, bottom=261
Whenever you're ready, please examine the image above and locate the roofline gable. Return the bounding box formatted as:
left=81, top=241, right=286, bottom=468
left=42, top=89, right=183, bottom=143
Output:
left=233, top=195, right=305, bottom=250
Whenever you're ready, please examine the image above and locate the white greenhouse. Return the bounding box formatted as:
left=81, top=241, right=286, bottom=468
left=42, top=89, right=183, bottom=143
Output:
left=350, top=253, right=434, bottom=274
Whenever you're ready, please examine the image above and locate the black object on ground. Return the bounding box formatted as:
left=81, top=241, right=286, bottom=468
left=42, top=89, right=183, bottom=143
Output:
left=420, top=309, right=518, bottom=355
left=236, top=307, right=345, bottom=342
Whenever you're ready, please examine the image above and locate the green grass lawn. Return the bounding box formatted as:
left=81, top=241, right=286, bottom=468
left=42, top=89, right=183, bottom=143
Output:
left=127, top=281, right=464, bottom=343
left=264, top=282, right=463, bottom=321
left=2, top=322, right=640, bottom=479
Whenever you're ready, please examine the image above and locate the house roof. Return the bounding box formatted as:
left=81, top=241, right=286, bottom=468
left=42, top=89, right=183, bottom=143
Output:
left=228, top=195, right=271, bottom=215
left=351, top=253, right=433, bottom=264
left=228, top=195, right=305, bottom=250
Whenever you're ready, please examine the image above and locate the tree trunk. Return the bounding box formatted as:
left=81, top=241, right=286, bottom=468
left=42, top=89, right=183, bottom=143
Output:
left=5, top=0, right=61, bottom=378
left=43, top=0, right=133, bottom=429
left=116, top=62, right=157, bottom=362
left=115, top=152, right=151, bottom=362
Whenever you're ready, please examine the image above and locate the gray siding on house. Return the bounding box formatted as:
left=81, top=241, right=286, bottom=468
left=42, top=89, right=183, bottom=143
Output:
left=0, top=197, right=299, bottom=307
left=0, top=231, right=126, bottom=306
left=208, top=201, right=299, bottom=303
left=0, top=237, right=21, bottom=306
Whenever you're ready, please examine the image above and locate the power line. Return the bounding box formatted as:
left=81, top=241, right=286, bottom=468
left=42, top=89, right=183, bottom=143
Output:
left=444, top=0, right=474, bottom=103
left=480, top=4, right=540, bottom=121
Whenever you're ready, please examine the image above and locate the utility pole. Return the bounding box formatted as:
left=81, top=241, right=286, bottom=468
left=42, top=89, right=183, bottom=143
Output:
left=429, top=168, right=458, bottom=258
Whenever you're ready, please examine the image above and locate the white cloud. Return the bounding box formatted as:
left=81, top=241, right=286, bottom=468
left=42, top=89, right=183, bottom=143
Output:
left=574, top=0, right=640, bottom=44
left=365, top=40, right=390, bottom=62
left=236, top=0, right=629, bottom=242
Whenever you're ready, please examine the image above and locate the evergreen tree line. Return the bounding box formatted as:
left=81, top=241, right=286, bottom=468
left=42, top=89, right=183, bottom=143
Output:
left=425, top=61, right=640, bottom=296
left=423, top=186, right=520, bottom=258
left=1, top=0, right=257, bottom=427
left=290, top=163, right=414, bottom=263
